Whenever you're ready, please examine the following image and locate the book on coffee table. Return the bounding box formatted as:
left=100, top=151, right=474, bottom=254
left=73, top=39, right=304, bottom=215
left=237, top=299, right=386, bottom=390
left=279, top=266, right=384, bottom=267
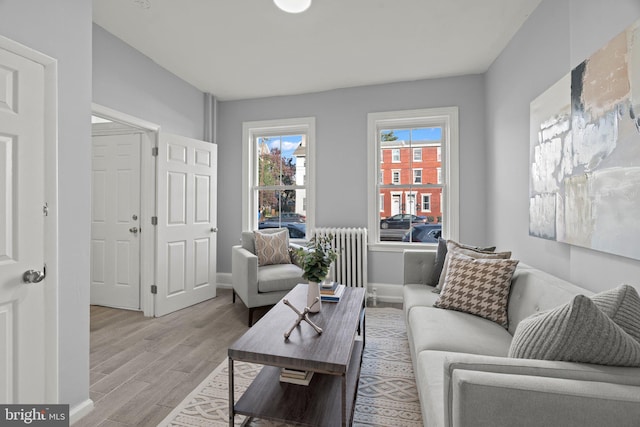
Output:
left=320, top=281, right=339, bottom=295
left=321, top=284, right=345, bottom=302
left=279, top=368, right=314, bottom=386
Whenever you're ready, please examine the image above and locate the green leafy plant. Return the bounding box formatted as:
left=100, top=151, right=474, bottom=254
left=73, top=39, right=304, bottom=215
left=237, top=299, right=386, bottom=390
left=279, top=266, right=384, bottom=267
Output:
left=295, top=234, right=338, bottom=283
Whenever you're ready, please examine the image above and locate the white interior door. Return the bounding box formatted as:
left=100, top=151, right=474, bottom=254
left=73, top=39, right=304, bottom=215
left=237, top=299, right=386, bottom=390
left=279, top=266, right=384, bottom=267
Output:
left=91, top=132, right=141, bottom=310
left=0, top=42, right=49, bottom=403
left=155, top=133, right=217, bottom=316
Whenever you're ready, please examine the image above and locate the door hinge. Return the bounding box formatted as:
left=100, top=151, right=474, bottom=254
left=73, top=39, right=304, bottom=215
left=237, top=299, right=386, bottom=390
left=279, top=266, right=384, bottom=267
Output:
left=151, top=285, right=157, bottom=294
left=151, top=147, right=159, bottom=156
left=43, top=202, right=49, bottom=216
left=151, top=216, right=158, bottom=225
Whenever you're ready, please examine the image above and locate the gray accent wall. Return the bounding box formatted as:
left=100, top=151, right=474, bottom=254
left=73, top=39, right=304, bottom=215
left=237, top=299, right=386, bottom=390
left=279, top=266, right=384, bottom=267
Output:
left=217, top=76, right=487, bottom=284
left=486, top=0, right=640, bottom=292
left=0, top=0, right=92, bottom=410
left=93, top=24, right=205, bottom=139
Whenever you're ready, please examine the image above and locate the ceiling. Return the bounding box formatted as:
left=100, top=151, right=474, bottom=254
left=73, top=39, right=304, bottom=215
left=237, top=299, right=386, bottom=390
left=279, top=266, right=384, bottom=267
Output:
left=93, top=0, right=542, bottom=101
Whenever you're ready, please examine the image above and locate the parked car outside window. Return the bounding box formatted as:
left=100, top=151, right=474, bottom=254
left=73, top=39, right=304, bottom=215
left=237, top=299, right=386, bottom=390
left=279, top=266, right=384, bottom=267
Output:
left=402, top=224, right=442, bottom=243
left=380, top=214, right=427, bottom=229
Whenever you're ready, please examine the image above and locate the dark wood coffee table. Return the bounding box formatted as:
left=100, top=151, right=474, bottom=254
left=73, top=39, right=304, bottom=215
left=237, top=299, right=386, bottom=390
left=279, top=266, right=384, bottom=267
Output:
left=228, top=283, right=366, bottom=426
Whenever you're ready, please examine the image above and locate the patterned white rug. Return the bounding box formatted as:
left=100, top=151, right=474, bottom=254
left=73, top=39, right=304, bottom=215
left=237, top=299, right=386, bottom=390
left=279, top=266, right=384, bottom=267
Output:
left=158, top=307, right=422, bottom=426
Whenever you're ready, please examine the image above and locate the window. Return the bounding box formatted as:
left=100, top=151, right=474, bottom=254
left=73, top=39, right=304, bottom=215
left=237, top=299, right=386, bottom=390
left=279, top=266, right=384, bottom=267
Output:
left=422, top=194, right=431, bottom=212
left=391, top=149, right=400, bottom=163
left=413, top=169, right=422, bottom=184
left=367, top=107, right=459, bottom=247
left=242, top=117, right=315, bottom=239
left=392, top=170, right=400, bottom=184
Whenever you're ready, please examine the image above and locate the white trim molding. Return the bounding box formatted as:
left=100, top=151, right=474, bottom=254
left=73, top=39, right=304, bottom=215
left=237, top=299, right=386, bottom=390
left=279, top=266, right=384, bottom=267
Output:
left=241, top=117, right=316, bottom=232
left=367, top=107, right=459, bottom=252
left=92, top=103, right=160, bottom=318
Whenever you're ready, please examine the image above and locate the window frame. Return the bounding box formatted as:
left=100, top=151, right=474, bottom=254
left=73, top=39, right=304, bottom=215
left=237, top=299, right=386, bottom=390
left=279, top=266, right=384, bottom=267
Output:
left=422, top=193, right=432, bottom=212
left=413, top=168, right=422, bottom=184
left=242, top=117, right=316, bottom=238
left=413, top=147, right=422, bottom=161
left=391, top=169, right=401, bottom=185
left=367, top=107, right=459, bottom=251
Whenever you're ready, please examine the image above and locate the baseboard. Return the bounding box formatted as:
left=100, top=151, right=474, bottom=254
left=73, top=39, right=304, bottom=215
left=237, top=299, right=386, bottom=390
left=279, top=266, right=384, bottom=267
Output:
left=216, top=272, right=232, bottom=287
left=366, top=282, right=404, bottom=304
left=70, top=398, right=94, bottom=425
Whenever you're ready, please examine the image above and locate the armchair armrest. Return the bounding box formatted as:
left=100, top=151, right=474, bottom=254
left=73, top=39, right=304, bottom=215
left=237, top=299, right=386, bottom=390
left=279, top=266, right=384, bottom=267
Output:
left=403, top=249, right=436, bottom=285
left=437, top=352, right=640, bottom=427
left=231, top=245, right=259, bottom=304
left=451, top=370, right=640, bottom=427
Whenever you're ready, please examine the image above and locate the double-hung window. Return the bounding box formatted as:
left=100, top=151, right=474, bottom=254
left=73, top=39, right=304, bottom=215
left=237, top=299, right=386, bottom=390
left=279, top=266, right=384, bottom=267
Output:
left=242, top=117, right=315, bottom=239
left=367, top=107, right=459, bottom=246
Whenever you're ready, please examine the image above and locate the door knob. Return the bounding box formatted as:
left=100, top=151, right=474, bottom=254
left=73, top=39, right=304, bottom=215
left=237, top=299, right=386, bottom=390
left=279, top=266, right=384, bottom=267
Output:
left=23, top=269, right=46, bottom=284
left=211, top=227, right=218, bottom=232
left=129, top=227, right=139, bottom=234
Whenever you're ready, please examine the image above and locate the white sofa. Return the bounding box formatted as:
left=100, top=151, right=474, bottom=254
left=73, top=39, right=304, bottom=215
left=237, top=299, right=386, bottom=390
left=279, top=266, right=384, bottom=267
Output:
left=402, top=249, right=640, bottom=427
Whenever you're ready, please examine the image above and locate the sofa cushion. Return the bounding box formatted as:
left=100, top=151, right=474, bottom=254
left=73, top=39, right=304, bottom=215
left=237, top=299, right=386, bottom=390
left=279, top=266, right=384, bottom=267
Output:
left=257, top=263, right=303, bottom=293
left=437, top=241, right=509, bottom=292
left=403, top=283, right=441, bottom=320
left=435, top=255, right=519, bottom=328
left=429, top=239, right=497, bottom=288
left=408, top=305, right=513, bottom=357
left=254, top=229, right=291, bottom=266
left=509, top=295, right=640, bottom=367
left=507, top=265, right=592, bottom=335
left=591, top=284, right=640, bottom=344
left=427, top=238, right=449, bottom=287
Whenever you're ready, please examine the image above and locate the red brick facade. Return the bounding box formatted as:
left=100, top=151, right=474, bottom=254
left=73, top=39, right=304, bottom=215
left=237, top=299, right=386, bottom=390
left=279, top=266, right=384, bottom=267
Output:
left=379, top=145, right=442, bottom=222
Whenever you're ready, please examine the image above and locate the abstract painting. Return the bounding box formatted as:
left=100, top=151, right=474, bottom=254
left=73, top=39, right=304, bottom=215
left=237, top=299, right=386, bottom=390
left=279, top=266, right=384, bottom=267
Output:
left=530, top=18, right=640, bottom=260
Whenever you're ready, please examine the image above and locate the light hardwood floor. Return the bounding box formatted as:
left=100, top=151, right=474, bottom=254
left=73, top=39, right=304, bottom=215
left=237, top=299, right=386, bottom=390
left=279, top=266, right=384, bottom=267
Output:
left=76, top=287, right=268, bottom=427
left=77, top=288, right=399, bottom=427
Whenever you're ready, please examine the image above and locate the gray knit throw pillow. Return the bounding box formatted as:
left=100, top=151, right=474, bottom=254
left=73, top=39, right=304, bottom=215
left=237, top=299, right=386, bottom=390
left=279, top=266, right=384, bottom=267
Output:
left=509, top=295, right=640, bottom=367
left=591, top=284, right=640, bottom=344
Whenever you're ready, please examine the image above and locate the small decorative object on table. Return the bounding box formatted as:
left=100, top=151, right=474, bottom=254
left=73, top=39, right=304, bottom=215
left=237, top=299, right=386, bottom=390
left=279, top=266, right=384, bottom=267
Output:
left=283, top=297, right=323, bottom=340
left=294, top=234, right=338, bottom=313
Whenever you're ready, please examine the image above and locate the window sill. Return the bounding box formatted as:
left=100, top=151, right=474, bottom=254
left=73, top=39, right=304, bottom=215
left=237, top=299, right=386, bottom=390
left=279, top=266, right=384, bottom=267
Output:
left=368, top=242, right=437, bottom=253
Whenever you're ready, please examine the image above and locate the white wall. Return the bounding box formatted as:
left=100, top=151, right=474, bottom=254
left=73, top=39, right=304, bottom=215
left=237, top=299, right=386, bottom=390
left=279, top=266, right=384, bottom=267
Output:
left=93, top=24, right=205, bottom=139
left=0, top=0, right=92, bottom=410
left=217, top=75, right=487, bottom=285
left=486, top=0, right=640, bottom=292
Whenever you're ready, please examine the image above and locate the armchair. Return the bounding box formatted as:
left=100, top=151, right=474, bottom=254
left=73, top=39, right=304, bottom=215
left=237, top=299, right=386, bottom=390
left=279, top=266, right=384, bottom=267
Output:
left=231, top=229, right=307, bottom=326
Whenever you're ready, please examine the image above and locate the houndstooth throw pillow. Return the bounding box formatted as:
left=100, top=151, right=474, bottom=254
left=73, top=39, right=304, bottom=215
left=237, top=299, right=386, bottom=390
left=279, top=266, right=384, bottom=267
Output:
left=434, top=254, right=519, bottom=328
left=254, top=229, right=291, bottom=266
left=436, top=241, right=510, bottom=293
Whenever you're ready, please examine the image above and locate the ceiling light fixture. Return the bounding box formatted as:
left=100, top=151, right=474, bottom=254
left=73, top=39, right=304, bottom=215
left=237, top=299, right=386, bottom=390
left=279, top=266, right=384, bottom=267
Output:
left=273, top=0, right=311, bottom=14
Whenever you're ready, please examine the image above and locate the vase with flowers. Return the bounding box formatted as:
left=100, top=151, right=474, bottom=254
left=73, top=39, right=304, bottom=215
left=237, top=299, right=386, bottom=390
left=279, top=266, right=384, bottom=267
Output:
left=294, top=234, right=338, bottom=313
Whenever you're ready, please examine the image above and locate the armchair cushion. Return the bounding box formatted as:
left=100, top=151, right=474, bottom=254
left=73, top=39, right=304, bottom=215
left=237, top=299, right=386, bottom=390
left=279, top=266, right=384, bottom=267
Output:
left=254, top=229, right=292, bottom=266
left=257, top=263, right=304, bottom=293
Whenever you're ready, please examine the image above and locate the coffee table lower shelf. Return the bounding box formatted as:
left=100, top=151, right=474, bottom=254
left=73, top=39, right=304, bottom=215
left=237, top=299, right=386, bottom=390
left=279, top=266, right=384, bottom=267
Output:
left=233, top=339, right=364, bottom=427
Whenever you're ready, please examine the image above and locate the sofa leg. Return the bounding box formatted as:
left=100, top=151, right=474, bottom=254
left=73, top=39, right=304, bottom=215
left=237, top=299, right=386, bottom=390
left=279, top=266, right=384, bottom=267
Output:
left=232, top=291, right=236, bottom=303
left=248, top=307, right=255, bottom=327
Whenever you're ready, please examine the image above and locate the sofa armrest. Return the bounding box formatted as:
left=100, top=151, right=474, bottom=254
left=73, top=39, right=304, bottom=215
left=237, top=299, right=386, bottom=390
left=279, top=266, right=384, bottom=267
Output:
left=231, top=245, right=259, bottom=304
left=438, top=352, right=640, bottom=427
left=403, top=249, right=436, bottom=285
left=451, top=370, right=640, bottom=427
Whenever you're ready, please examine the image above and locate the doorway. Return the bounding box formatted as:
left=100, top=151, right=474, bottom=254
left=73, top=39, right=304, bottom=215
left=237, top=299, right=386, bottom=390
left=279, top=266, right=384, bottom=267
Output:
left=90, top=104, right=218, bottom=317
left=91, top=105, right=157, bottom=316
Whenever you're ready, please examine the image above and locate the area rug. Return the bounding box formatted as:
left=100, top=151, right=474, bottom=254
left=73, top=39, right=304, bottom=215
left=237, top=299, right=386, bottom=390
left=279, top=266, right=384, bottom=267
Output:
left=158, top=307, right=422, bottom=426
